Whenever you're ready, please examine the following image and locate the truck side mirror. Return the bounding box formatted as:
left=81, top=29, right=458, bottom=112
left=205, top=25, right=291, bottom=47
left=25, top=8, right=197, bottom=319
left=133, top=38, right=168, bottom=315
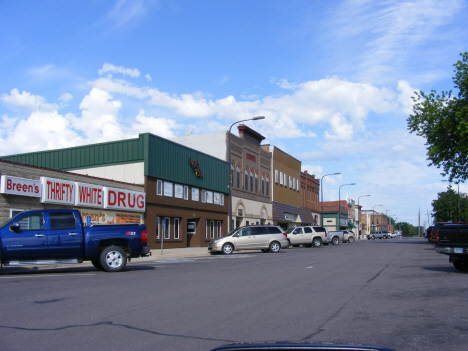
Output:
left=9, top=223, right=20, bottom=233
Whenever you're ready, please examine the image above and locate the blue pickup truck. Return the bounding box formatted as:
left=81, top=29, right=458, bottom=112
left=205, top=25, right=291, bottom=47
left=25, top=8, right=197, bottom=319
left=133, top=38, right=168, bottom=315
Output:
left=0, top=209, right=150, bottom=272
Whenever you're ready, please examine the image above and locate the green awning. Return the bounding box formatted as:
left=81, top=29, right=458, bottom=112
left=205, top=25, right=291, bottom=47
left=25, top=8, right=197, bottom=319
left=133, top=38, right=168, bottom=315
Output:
left=348, top=222, right=356, bottom=229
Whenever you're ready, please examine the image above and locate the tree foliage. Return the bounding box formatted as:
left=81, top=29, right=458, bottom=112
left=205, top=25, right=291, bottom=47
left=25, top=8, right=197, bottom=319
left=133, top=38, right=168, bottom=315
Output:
left=407, top=52, right=468, bottom=182
left=432, top=186, right=468, bottom=222
left=395, top=222, right=415, bottom=236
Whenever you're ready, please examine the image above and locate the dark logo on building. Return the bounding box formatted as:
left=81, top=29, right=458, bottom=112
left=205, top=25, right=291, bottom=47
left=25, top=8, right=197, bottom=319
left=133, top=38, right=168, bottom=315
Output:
left=190, top=158, right=204, bottom=178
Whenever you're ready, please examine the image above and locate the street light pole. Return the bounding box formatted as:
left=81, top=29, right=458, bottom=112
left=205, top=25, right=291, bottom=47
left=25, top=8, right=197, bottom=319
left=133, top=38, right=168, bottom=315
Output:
left=338, top=183, right=355, bottom=230
left=228, top=116, right=265, bottom=231
left=320, top=172, right=341, bottom=226
left=372, top=204, right=383, bottom=233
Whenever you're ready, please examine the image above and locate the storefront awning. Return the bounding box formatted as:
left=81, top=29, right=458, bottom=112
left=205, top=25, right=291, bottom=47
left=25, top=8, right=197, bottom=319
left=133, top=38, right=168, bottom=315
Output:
left=348, top=222, right=356, bottom=229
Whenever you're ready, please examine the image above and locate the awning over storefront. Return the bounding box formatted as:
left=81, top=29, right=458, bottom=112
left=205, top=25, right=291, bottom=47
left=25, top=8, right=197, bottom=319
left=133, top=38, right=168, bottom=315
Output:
left=348, top=221, right=356, bottom=229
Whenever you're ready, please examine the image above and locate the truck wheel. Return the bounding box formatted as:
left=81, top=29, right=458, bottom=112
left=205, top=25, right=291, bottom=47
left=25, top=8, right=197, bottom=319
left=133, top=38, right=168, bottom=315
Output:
left=99, top=246, right=127, bottom=272
left=91, top=259, right=103, bottom=270
left=453, top=261, right=468, bottom=272
left=348, top=236, right=354, bottom=243
left=332, top=237, right=339, bottom=245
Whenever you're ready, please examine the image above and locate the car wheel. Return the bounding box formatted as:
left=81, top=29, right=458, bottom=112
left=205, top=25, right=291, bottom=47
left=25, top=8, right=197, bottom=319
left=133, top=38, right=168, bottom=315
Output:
left=269, top=241, right=281, bottom=253
left=348, top=236, right=354, bottom=243
left=332, top=237, right=339, bottom=245
left=312, top=238, right=322, bottom=247
left=222, top=243, right=234, bottom=255
left=99, top=246, right=127, bottom=272
left=261, top=249, right=269, bottom=253
left=453, top=261, right=468, bottom=272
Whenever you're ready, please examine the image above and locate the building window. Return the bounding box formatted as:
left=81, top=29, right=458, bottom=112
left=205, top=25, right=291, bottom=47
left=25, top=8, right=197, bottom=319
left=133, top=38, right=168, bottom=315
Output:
left=244, top=169, right=248, bottom=191
left=289, top=176, right=292, bottom=189
left=164, top=217, right=170, bottom=239
left=266, top=176, right=269, bottom=196
left=217, top=221, right=222, bottom=237
left=206, top=191, right=213, bottom=203
left=230, top=164, right=234, bottom=187
left=184, top=186, right=189, bottom=200
left=202, top=189, right=206, bottom=203
left=250, top=171, right=253, bottom=192
left=174, top=184, right=183, bottom=199
left=210, top=221, right=215, bottom=239
left=284, top=173, right=288, bottom=187
left=261, top=175, right=265, bottom=195
left=157, top=180, right=163, bottom=196
left=174, top=218, right=180, bottom=240
left=280, top=172, right=283, bottom=185
left=164, top=181, right=173, bottom=197
left=236, top=166, right=240, bottom=189
left=156, top=217, right=160, bottom=240
left=255, top=173, right=258, bottom=193
left=205, top=220, right=208, bottom=239
left=192, top=188, right=199, bottom=201
left=275, top=170, right=279, bottom=183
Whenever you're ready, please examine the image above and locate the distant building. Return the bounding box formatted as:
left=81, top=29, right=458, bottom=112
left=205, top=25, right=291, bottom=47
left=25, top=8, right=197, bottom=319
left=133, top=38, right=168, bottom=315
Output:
left=301, top=171, right=320, bottom=225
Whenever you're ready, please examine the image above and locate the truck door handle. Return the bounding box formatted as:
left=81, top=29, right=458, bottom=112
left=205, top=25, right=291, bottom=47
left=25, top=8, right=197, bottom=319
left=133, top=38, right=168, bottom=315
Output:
left=68, top=232, right=79, bottom=236
left=35, top=234, right=45, bottom=237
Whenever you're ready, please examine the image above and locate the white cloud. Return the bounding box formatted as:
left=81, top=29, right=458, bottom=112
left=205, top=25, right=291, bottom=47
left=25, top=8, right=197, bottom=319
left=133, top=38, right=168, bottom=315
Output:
left=59, top=93, right=73, bottom=102
left=1, top=88, right=58, bottom=111
left=0, top=111, right=83, bottom=155
left=98, top=63, right=140, bottom=77
left=145, top=74, right=152, bottom=82
left=302, top=165, right=323, bottom=178
left=104, top=0, right=159, bottom=29
left=131, top=109, right=179, bottom=138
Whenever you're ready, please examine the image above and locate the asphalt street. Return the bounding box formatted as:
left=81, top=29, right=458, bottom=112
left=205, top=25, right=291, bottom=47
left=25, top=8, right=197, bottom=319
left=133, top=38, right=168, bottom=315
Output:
left=1, top=238, right=467, bottom=351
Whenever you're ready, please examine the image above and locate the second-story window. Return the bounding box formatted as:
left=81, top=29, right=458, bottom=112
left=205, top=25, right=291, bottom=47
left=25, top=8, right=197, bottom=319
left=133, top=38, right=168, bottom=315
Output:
left=261, top=175, right=265, bottom=195
left=236, top=166, right=240, bottom=189
left=250, top=171, right=253, bottom=192
left=266, top=176, right=269, bottom=196
left=244, top=169, right=248, bottom=191
left=255, top=173, right=258, bottom=193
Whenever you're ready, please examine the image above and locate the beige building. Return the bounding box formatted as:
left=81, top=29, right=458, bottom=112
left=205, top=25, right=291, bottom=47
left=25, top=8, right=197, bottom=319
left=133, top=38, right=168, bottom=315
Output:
left=261, top=145, right=312, bottom=230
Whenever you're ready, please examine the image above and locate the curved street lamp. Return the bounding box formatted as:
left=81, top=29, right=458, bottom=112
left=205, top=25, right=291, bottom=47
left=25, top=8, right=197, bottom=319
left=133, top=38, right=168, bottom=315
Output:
left=228, top=116, right=265, bottom=230
left=338, top=183, right=355, bottom=230
left=320, top=172, right=341, bottom=226
left=372, top=204, right=383, bottom=233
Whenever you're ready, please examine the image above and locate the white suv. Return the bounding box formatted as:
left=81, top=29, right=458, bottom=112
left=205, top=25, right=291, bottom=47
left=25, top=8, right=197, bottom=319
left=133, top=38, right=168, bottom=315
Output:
left=286, top=226, right=328, bottom=247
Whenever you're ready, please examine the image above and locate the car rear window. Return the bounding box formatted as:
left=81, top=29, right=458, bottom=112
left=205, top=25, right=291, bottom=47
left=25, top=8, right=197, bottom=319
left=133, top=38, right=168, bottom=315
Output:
left=267, top=226, right=283, bottom=234
left=250, top=227, right=269, bottom=235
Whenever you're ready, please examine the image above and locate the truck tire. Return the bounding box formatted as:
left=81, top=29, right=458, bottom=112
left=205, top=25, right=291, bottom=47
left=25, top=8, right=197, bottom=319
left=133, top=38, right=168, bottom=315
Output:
left=99, top=245, right=127, bottom=272
left=453, top=261, right=468, bottom=272
left=332, top=236, right=339, bottom=245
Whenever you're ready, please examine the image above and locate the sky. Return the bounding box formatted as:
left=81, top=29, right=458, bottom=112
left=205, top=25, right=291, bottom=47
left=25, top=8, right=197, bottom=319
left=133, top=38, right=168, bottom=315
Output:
left=1, top=0, right=467, bottom=226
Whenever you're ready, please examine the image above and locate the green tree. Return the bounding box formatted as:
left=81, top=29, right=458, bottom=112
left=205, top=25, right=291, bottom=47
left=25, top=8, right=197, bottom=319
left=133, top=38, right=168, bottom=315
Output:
left=407, top=52, right=468, bottom=182
left=396, top=222, right=416, bottom=237
left=432, top=187, right=468, bottom=222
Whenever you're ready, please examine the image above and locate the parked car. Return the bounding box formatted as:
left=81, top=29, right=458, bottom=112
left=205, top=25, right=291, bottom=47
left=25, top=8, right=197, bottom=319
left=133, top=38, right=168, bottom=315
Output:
left=342, top=230, right=356, bottom=243
left=368, top=231, right=390, bottom=240
left=435, top=223, right=468, bottom=271
left=208, top=225, right=289, bottom=254
left=286, top=226, right=328, bottom=247
left=425, top=226, right=433, bottom=241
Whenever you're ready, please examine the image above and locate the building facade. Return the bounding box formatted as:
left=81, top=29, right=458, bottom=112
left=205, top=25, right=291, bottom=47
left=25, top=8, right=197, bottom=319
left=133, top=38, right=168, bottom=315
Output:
left=261, top=145, right=312, bottom=230
left=1, top=133, right=229, bottom=249
left=173, top=126, right=273, bottom=230
left=301, top=170, right=320, bottom=225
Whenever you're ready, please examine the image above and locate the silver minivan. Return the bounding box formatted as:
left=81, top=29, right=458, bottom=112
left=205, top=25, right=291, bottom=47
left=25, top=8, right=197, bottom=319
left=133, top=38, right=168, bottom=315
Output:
left=208, top=225, right=289, bottom=254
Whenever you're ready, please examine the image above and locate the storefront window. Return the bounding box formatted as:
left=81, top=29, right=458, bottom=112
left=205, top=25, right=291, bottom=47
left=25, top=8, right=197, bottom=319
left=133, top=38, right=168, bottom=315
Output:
left=210, top=221, right=215, bottom=239
left=164, top=218, right=170, bottom=239
left=174, top=218, right=180, bottom=239
left=156, top=217, right=160, bottom=240
left=217, top=221, right=222, bottom=237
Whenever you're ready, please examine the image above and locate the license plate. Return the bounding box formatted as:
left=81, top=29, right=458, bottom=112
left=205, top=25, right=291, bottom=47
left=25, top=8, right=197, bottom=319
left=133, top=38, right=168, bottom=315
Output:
left=454, top=248, right=463, bottom=254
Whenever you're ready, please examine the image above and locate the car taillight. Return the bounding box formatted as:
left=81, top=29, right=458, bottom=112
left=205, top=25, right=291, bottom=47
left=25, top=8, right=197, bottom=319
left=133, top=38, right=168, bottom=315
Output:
left=283, top=232, right=287, bottom=237
left=141, top=229, right=148, bottom=243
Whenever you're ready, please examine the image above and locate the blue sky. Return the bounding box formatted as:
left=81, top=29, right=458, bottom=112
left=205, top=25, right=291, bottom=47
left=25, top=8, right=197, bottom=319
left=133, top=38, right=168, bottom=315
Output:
left=1, top=0, right=467, bottom=226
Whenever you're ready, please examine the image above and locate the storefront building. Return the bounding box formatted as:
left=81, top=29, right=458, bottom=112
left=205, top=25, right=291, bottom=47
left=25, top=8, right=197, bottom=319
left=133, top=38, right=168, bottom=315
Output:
left=301, top=170, right=320, bottom=225
left=0, top=160, right=145, bottom=227
left=1, top=133, right=229, bottom=248
left=261, top=145, right=312, bottom=230
left=173, top=126, right=273, bottom=230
